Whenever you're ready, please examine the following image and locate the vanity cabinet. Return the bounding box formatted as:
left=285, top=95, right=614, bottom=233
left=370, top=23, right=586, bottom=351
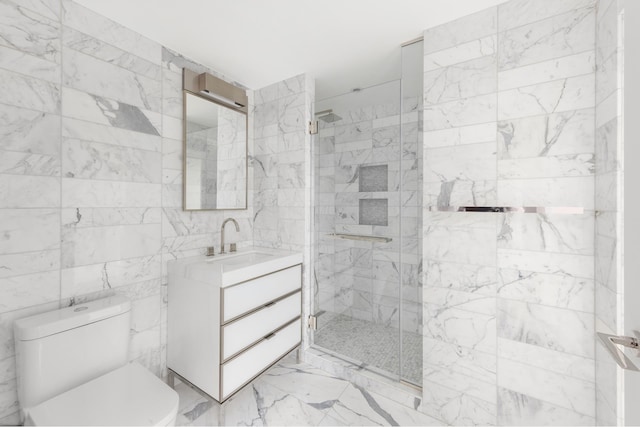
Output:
left=167, top=250, right=302, bottom=402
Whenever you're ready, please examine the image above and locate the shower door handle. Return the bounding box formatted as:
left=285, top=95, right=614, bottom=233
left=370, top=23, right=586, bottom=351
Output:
left=597, top=331, right=640, bottom=371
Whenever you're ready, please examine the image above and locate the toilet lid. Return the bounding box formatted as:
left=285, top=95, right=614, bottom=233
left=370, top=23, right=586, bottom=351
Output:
left=28, top=362, right=179, bottom=426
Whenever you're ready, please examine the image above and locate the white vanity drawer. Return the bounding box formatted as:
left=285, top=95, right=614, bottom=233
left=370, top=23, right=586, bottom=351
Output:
left=221, top=291, right=301, bottom=361
left=222, top=264, right=301, bottom=322
left=221, top=318, right=301, bottom=399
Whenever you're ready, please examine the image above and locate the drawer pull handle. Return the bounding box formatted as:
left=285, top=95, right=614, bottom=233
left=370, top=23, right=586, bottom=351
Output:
left=264, top=333, right=276, bottom=340
left=264, top=301, right=276, bottom=308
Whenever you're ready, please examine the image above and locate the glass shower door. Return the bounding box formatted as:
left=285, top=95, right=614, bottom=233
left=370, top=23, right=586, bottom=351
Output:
left=311, top=79, right=421, bottom=385
left=398, top=39, right=424, bottom=387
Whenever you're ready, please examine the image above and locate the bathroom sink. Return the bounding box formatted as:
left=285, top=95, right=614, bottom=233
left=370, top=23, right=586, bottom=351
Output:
left=213, top=250, right=275, bottom=269
left=169, top=247, right=303, bottom=288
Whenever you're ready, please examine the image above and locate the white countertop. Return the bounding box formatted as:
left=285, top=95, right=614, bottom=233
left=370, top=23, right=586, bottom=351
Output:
left=168, top=247, right=303, bottom=287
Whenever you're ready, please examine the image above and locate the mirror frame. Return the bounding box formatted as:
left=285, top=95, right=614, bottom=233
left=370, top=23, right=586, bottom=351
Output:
left=182, top=68, right=248, bottom=211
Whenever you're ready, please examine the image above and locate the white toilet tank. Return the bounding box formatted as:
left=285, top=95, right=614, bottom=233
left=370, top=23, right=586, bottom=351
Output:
left=14, top=295, right=131, bottom=411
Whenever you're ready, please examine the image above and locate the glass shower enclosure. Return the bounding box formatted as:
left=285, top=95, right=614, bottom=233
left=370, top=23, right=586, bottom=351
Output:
left=310, top=41, right=423, bottom=386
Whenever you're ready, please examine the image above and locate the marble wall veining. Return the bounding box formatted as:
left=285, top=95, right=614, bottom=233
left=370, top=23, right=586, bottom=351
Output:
left=0, top=0, right=313, bottom=421
left=252, top=73, right=314, bottom=349
left=422, top=0, right=600, bottom=425
left=253, top=74, right=310, bottom=252
left=594, top=0, right=625, bottom=425
left=0, top=0, right=295, bottom=423
left=0, top=0, right=627, bottom=425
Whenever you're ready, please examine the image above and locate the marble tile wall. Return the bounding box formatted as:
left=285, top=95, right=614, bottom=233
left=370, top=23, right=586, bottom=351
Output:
left=0, top=1, right=258, bottom=424
left=594, top=0, right=625, bottom=425
left=422, top=0, right=599, bottom=425
left=253, top=74, right=309, bottom=252
left=0, top=0, right=622, bottom=425
left=313, top=95, right=423, bottom=335
left=252, top=73, right=314, bottom=352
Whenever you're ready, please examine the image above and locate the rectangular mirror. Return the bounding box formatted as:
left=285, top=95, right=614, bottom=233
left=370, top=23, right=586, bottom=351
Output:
left=183, top=71, right=248, bottom=210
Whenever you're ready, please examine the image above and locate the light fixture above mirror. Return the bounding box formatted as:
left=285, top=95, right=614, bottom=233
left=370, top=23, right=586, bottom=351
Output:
left=197, top=72, right=247, bottom=109
left=182, top=69, right=248, bottom=211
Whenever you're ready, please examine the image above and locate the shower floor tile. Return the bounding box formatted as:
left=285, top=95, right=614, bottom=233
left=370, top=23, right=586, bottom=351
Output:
left=314, top=313, right=422, bottom=386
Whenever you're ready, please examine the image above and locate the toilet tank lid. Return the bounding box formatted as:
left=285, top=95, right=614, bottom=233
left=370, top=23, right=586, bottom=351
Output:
left=14, top=295, right=131, bottom=341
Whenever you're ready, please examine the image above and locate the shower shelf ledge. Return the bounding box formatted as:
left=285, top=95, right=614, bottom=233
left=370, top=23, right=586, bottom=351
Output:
left=327, top=233, right=392, bottom=243
left=428, top=206, right=584, bottom=214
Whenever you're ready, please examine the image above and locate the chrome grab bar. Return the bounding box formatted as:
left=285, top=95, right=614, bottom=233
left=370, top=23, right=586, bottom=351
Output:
left=327, top=233, right=392, bottom=243
left=597, top=331, right=640, bottom=371
left=428, top=206, right=584, bottom=214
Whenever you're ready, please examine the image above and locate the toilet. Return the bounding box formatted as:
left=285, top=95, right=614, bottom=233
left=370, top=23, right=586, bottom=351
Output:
left=14, top=295, right=179, bottom=426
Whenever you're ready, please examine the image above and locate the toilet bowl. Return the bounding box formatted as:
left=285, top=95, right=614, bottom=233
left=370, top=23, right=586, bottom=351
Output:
left=25, top=363, right=178, bottom=426
left=14, top=296, right=179, bottom=426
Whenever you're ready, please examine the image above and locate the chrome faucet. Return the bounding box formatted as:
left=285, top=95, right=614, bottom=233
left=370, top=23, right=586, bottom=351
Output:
left=220, top=218, right=240, bottom=254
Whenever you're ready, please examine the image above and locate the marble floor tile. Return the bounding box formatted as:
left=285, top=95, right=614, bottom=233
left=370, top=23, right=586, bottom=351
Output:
left=176, top=391, right=217, bottom=426
left=260, top=361, right=351, bottom=403
left=218, top=380, right=328, bottom=427
left=317, top=412, right=348, bottom=426
left=174, top=358, right=440, bottom=427
left=327, top=384, right=442, bottom=426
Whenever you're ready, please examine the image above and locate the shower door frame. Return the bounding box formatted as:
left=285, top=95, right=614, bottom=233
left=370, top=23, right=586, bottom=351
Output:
left=308, top=77, right=421, bottom=388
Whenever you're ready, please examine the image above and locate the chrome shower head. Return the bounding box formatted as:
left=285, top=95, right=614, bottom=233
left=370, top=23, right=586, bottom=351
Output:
left=315, top=109, right=342, bottom=123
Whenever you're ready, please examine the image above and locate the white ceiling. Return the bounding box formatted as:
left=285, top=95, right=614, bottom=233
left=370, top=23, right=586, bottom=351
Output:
left=74, top=0, right=506, bottom=100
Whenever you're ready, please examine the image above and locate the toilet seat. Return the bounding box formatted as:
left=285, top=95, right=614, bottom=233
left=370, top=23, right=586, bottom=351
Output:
left=26, top=362, right=179, bottom=426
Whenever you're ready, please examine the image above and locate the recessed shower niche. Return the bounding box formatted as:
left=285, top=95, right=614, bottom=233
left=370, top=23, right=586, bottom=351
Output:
left=359, top=199, right=388, bottom=226
left=359, top=164, right=388, bottom=192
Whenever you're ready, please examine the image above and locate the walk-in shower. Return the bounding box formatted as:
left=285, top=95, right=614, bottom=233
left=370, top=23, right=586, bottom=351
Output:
left=310, top=41, right=424, bottom=387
